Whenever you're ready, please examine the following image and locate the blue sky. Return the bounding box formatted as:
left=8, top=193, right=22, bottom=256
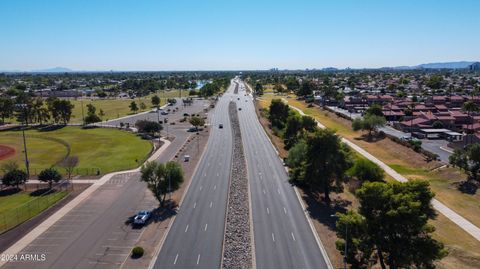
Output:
left=1, top=0, right=479, bottom=70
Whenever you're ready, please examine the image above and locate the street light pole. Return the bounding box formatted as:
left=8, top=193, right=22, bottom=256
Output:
left=344, top=223, right=348, bottom=269
left=20, top=105, right=30, bottom=177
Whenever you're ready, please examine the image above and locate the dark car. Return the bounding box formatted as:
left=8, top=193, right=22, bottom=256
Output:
left=219, top=124, right=223, bottom=129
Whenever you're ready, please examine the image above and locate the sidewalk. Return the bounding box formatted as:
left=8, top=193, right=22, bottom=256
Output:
left=0, top=139, right=171, bottom=268
left=289, top=104, right=480, bottom=242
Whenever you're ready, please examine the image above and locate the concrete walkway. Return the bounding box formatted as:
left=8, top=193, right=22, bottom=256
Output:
left=0, top=139, right=171, bottom=268
left=289, top=104, right=480, bottom=242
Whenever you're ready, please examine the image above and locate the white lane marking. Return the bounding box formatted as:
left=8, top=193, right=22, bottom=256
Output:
left=263, top=189, right=266, bottom=194
left=214, top=185, right=217, bottom=190
left=284, top=207, right=287, bottom=214
left=185, top=225, right=189, bottom=233
left=193, top=202, right=197, bottom=209
left=272, top=233, right=275, bottom=242
left=291, top=232, right=296, bottom=241
left=204, top=173, right=207, bottom=177
left=204, top=224, right=208, bottom=231
left=174, top=253, right=179, bottom=265
left=277, top=188, right=281, bottom=194
left=266, top=207, right=270, bottom=215
left=197, top=254, right=201, bottom=265
left=217, top=173, right=219, bottom=177
left=210, top=201, right=213, bottom=208
left=208, top=162, right=210, bottom=167
left=199, top=186, right=203, bottom=191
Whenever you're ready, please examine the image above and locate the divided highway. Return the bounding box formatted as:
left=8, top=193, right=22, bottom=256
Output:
left=152, top=82, right=236, bottom=269
left=236, top=80, right=330, bottom=269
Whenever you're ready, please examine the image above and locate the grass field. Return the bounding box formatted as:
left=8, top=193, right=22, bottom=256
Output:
left=0, top=190, right=68, bottom=233
left=0, top=126, right=152, bottom=176
left=69, top=90, right=182, bottom=124
left=257, top=93, right=480, bottom=268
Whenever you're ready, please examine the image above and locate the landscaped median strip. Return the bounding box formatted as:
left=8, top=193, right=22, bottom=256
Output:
left=221, top=101, right=253, bottom=269
left=0, top=138, right=171, bottom=268
left=288, top=103, right=480, bottom=242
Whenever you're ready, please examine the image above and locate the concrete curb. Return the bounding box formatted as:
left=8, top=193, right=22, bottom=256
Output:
left=0, top=138, right=171, bottom=268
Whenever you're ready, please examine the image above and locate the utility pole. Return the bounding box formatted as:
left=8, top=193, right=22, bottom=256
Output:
left=344, top=224, right=348, bottom=269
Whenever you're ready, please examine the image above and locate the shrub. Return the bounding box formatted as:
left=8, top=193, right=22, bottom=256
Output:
left=131, top=246, right=144, bottom=258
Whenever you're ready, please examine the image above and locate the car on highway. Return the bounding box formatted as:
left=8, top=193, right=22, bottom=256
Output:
left=133, top=210, right=151, bottom=225
left=161, top=111, right=169, bottom=115
left=219, top=123, right=223, bottom=129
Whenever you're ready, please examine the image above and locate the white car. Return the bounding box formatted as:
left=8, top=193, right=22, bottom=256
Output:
left=133, top=210, right=151, bottom=225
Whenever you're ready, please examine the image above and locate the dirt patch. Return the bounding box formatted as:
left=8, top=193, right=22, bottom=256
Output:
left=0, top=145, right=15, bottom=161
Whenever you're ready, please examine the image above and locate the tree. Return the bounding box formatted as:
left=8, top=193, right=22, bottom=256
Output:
left=47, top=98, right=74, bottom=125
left=2, top=169, right=28, bottom=189
left=129, top=101, right=139, bottom=113
left=284, top=114, right=303, bottom=149
left=140, top=102, right=147, bottom=110
left=255, top=83, right=264, bottom=96
left=449, top=143, right=480, bottom=182
left=32, top=98, right=50, bottom=125
left=84, top=104, right=101, bottom=124
left=189, top=116, right=205, bottom=131
left=350, top=158, right=384, bottom=183
left=301, top=128, right=353, bottom=204
left=297, top=80, right=314, bottom=97
left=432, top=120, right=444, bottom=129
left=301, top=115, right=317, bottom=132
left=268, top=99, right=290, bottom=129
left=286, top=139, right=307, bottom=181
left=0, top=97, right=15, bottom=124
left=60, top=156, right=78, bottom=180
left=135, top=120, right=162, bottom=137
left=285, top=77, right=300, bottom=92
left=273, top=83, right=286, bottom=94
left=365, top=103, right=384, bottom=117
left=140, top=161, right=184, bottom=207
left=151, top=95, right=160, bottom=107
left=352, top=114, right=386, bottom=138
left=337, top=181, right=446, bottom=269
left=38, top=167, right=62, bottom=189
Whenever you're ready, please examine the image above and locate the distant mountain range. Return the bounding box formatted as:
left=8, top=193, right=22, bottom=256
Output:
left=384, top=61, right=478, bottom=70
left=31, top=67, right=74, bottom=73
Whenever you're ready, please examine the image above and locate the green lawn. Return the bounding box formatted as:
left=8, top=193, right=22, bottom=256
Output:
left=69, top=90, right=182, bottom=123
left=0, top=126, right=152, bottom=176
left=0, top=190, right=68, bottom=233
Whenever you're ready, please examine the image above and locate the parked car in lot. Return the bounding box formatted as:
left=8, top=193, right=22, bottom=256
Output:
left=183, top=113, right=190, bottom=116
left=133, top=210, right=151, bottom=225
left=238, top=107, right=242, bottom=111
left=219, top=123, right=223, bottom=129
left=161, top=111, right=169, bottom=115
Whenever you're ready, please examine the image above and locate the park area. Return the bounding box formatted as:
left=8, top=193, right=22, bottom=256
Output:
left=0, top=126, right=152, bottom=176
left=0, top=188, right=68, bottom=234
left=256, top=93, right=480, bottom=269
left=69, top=90, right=183, bottom=123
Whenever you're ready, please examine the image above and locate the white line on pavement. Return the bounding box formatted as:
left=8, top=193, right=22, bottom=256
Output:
left=174, top=254, right=179, bottom=265
left=185, top=225, right=189, bottom=233
left=196, top=254, right=201, bottom=265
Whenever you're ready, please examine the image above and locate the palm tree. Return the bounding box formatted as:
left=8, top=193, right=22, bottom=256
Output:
left=462, top=101, right=478, bottom=145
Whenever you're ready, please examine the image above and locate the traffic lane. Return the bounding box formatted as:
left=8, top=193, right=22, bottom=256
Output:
left=238, top=84, right=329, bottom=269
left=153, top=86, right=233, bottom=269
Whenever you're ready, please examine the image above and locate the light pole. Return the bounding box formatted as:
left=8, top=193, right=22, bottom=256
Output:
left=20, top=104, right=30, bottom=177
left=81, top=99, right=85, bottom=126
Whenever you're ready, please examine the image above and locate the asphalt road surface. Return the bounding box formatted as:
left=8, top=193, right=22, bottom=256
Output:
left=236, top=80, right=330, bottom=269
left=2, top=120, right=191, bottom=269
left=152, top=82, right=235, bottom=269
